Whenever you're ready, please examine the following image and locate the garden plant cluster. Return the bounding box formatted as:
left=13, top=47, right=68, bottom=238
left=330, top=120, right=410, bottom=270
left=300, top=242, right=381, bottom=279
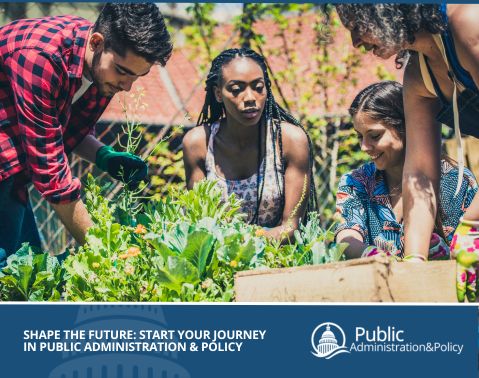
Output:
left=0, top=176, right=346, bottom=302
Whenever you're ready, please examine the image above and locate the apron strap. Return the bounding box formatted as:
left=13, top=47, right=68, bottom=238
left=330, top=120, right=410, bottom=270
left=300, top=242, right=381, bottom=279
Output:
left=431, top=34, right=465, bottom=196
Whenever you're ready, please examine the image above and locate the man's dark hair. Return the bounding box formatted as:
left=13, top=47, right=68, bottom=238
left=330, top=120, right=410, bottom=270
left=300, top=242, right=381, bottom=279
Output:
left=93, top=3, right=173, bottom=66
left=197, top=48, right=318, bottom=224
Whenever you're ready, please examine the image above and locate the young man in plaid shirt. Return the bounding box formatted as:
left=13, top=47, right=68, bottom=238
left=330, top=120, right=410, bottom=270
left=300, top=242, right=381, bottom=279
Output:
left=0, top=3, right=172, bottom=261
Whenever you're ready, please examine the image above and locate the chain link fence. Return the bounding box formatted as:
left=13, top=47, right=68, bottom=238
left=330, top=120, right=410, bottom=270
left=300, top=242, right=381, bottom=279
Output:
left=2, top=3, right=353, bottom=253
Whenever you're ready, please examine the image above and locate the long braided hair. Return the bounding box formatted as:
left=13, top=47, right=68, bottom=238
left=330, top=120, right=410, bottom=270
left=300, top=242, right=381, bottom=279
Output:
left=197, top=47, right=318, bottom=225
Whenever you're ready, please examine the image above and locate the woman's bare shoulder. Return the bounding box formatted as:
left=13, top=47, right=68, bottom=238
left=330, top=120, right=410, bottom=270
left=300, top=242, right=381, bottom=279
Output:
left=182, top=125, right=209, bottom=159
left=279, top=122, right=309, bottom=146
left=277, top=121, right=310, bottom=161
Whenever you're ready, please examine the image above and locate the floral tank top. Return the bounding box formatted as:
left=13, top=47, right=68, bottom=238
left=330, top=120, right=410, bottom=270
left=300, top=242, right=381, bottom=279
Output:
left=205, top=120, right=284, bottom=227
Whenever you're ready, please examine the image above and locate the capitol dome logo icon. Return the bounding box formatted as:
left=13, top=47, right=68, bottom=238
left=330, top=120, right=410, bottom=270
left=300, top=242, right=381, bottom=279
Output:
left=311, top=322, right=350, bottom=359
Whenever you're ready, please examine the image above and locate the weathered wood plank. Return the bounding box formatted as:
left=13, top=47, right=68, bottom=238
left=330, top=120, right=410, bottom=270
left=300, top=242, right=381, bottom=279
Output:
left=234, top=257, right=457, bottom=302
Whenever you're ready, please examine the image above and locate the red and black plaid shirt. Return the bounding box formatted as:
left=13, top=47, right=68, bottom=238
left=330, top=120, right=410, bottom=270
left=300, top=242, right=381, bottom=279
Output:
left=0, top=15, right=110, bottom=204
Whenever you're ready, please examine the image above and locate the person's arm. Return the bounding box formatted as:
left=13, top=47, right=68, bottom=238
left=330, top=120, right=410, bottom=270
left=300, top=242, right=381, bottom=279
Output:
left=182, top=126, right=207, bottom=189
left=262, top=124, right=310, bottom=241
left=73, top=135, right=104, bottom=163
left=402, top=54, right=443, bottom=258
left=336, top=229, right=368, bottom=259
left=4, top=50, right=93, bottom=244
left=51, top=200, right=93, bottom=246
left=334, top=171, right=369, bottom=258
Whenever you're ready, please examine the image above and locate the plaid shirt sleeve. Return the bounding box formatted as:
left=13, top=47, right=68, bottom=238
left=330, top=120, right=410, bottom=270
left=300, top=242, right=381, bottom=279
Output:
left=4, top=49, right=81, bottom=204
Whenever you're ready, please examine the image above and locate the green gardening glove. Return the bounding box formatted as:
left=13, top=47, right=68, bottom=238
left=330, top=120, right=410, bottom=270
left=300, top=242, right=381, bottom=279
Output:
left=96, top=145, right=148, bottom=187
left=450, top=219, right=479, bottom=302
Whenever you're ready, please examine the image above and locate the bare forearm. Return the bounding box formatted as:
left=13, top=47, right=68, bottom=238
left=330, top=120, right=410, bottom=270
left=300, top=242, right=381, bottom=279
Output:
left=263, top=223, right=296, bottom=242
left=51, top=199, right=93, bottom=245
left=401, top=55, right=443, bottom=259
left=402, top=172, right=437, bottom=257
left=73, top=135, right=104, bottom=163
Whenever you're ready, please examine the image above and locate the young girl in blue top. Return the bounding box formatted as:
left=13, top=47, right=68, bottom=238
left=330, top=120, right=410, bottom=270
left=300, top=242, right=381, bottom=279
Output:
left=335, top=81, right=477, bottom=260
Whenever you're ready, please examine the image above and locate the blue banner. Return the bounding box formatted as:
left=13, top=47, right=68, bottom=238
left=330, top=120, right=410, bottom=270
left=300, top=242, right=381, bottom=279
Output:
left=0, top=304, right=476, bottom=377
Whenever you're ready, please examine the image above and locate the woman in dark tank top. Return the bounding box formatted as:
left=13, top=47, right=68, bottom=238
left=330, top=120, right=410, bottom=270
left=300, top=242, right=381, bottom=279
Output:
left=336, top=4, right=479, bottom=302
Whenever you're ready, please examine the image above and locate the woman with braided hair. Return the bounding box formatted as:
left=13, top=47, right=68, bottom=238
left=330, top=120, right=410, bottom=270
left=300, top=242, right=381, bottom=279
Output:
left=183, top=48, right=317, bottom=240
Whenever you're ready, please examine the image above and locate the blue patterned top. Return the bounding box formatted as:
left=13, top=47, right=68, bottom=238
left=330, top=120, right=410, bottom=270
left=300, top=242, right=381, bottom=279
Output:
left=335, top=160, right=478, bottom=253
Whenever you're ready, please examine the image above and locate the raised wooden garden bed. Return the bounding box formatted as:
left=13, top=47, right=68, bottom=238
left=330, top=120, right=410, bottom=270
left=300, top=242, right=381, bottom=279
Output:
left=235, top=256, right=457, bottom=302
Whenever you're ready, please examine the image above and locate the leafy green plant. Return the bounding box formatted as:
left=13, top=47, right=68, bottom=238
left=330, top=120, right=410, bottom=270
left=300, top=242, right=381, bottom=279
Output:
left=2, top=176, right=349, bottom=302
left=0, top=243, right=65, bottom=301
left=263, top=212, right=347, bottom=268
left=63, top=177, right=264, bottom=302
left=170, top=180, right=245, bottom=224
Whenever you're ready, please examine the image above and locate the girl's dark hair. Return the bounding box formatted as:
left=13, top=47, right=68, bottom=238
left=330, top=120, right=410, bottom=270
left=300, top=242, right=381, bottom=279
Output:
left=349, top=80, right=405, bottom=138
left=93, top=3, right=173, bottom=66
left=335, top=4, right=447, bottom=68
left=197, top=47, right=318, bottom=224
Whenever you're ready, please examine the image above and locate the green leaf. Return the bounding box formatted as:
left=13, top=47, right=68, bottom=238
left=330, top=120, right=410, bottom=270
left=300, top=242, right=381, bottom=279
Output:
left=328, top=242, right=348, bottom=262
left=45, top=254, right=60, bottom=274
left=49, top=289, right=61, bottom=302
left=0, top=275, right=20, bottom=295
left=86, top=229, right=107, bottom=255
left=17, top=264, right=34, bottom=299
left=94, top=286, right=110, bottom=294
left=28, top=289, right=45, bottom=302
left=181, top=231, right=215, bottom=277
left=70, top=260, right=90, bottom=281
left=163, top=222, right=190, bottom=253
left=32, top=253, right=48, bottom=274
left=154, top=241, right=176, bottom=262
left=31, top=271, right=51, bottom=289
left=157, top=256, right=199, bottom=293
left=144, top=232, right=176, bottom=262
left=136, top=213, right=152, bottom=227
left=217, top=235, right=263, bottom=267
left=15, top=243, right=32, bottom=257
left=311, top=241, right=326, bottom=265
